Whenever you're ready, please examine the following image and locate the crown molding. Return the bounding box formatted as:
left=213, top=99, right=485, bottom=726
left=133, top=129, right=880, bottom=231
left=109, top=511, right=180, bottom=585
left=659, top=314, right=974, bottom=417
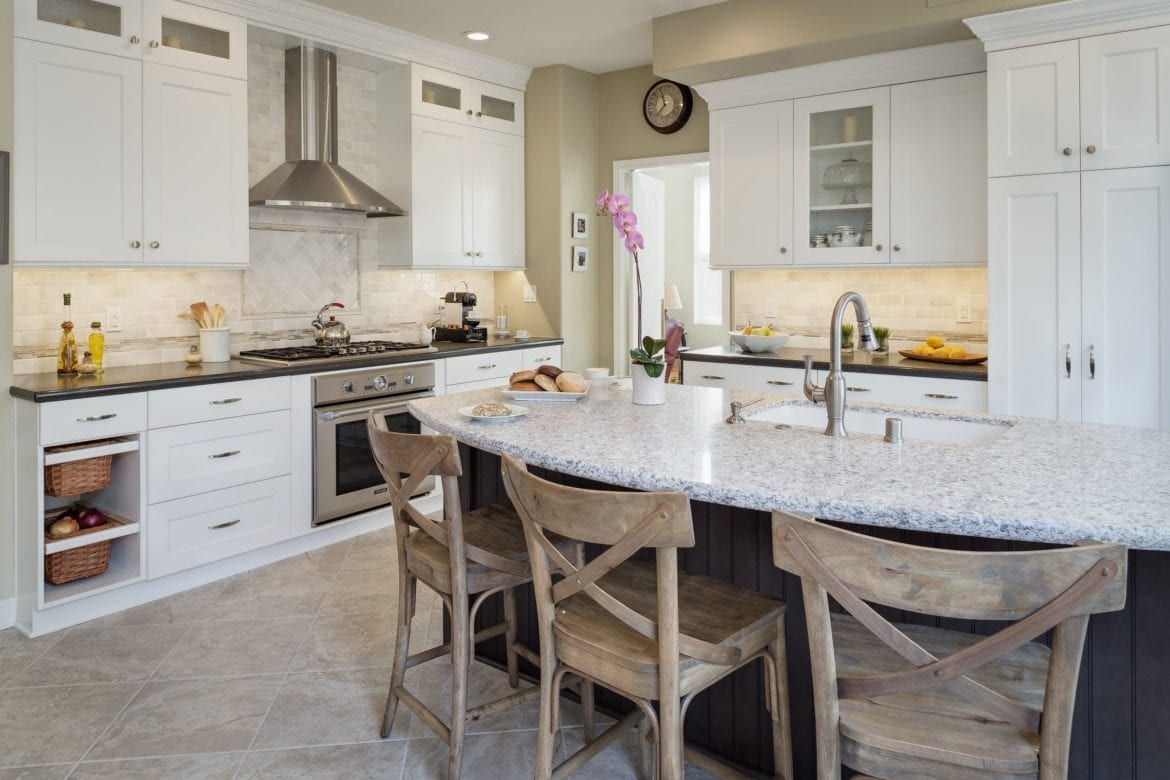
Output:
left=188, top=0, right=532, bottom=89
left=965, top=0, right=1170, bottom=52
left=692, top=40, right=985, bottom=111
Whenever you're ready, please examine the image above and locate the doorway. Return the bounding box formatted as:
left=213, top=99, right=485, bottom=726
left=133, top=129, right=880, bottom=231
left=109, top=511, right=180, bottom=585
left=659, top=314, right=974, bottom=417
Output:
left=611, top=153, right=729, bottom=372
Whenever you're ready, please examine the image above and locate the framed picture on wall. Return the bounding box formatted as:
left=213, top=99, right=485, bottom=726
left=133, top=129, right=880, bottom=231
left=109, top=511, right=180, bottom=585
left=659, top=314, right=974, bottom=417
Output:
left=571, top=245, right=589, bottom=273
left=571, top=212, right=588, bottom=239
left=0, top=152, right=8, bottom=265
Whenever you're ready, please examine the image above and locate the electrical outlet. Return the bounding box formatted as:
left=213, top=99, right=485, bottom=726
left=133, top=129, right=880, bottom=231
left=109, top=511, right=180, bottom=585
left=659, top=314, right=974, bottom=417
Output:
left=106, top=306, right=123, bottom=332
left=956, top=298, right=972, bottom=323
left=765, top=298, right=778, bottom=317
left=522, top=284, right=537, bottom=303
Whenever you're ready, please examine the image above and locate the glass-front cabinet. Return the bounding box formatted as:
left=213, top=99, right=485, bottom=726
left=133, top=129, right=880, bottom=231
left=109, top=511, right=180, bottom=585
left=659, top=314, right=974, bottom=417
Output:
left=412, top=63, right=524, bottom=136
left=794, top=86, right=890, bottom=265
left=16, top=0, right=143, bottom=58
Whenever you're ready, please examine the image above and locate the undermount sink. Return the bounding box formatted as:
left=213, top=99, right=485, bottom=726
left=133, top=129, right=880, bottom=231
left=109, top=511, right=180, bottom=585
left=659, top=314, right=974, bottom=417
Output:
left=751, top=404, right=1011, bottom=445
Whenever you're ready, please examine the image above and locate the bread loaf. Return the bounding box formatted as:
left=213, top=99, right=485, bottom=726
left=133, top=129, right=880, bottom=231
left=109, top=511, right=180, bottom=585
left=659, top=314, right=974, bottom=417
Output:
left=533, top=374, right=560, bottom=392
left=536, top=364, right=563, bottom=378
left=555, top=371, right=587, bottom=393
left=509, top=369, right=536, bottom=384
left=510, top=380, right=542, bottom=391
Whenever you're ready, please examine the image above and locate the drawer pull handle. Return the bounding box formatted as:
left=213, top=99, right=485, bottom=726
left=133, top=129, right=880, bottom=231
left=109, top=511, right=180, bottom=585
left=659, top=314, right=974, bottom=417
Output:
left=477, top=364, right=497, bottom=370
left=701, top=375, right=725, bottom=380
left=766, top=380, right=794, bottom=386
left=846, top=386, right=871, bottom=392
left=924, top=393, right=959, bottom=400
left=209, top=450, right=241, bottom=459
left=78, top=413, right=117, bottom=422
left=209, top=519, right=240, bottom=531
left=535, top=356, right=551, bottom=361
left=210, top=397, right=242, bottom=405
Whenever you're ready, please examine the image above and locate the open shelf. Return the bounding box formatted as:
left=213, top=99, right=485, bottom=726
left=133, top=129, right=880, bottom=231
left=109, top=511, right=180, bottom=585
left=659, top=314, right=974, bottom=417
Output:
left=810, top=140, right=873, bottom=152
left=811, top=203, right=873, bottom=212
left=44, top=437, right=139, bottom=466
left=44, top=517, right=140, bottom=555
left=42, top=559, right=143, bottom=607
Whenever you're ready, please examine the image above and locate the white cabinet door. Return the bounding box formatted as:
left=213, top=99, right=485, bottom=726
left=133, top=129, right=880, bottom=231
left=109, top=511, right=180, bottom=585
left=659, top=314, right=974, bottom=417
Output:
left=987, top=173, right=1081, bottom=421
left=795, top=86, right=891, bottom=265
left=473, top=81, right=524, bottom=136
left=890, top=74, right=987, bottom=265
left=142, top=0, right=246, bottom=79
left=411, top=117, right=473, bottom=267
left=14, top=40, right=143, bottom=265
left=1080, top=27, right=1170, bottom=171
left=472, top=129, right=525, bottom=268
left=142, top=63, right=248, bottom=265
left=1081, top=167, right=1170, bottom=430
left=710, top=102, right=794, bottom=267
left=15, top=0, right=144, bottom=59
left=987, top=41, right=1080, bottom=177
left=411, top=63, right=473, bottom=123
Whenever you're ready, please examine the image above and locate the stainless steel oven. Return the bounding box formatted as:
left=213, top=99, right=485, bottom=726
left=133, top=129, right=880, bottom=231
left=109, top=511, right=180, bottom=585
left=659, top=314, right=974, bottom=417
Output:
left=312, top=363, right=437, bottom=526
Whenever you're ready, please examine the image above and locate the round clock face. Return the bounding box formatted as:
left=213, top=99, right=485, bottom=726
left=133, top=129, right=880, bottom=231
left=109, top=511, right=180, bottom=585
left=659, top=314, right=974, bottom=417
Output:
left=643, top=79, right=693, bottom=135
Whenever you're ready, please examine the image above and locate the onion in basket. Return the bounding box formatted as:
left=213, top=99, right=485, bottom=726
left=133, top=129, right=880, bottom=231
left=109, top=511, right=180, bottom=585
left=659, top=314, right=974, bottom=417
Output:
left=48, top=516, right=79, bottom=536
left=77, top=507, right=106, bottom=529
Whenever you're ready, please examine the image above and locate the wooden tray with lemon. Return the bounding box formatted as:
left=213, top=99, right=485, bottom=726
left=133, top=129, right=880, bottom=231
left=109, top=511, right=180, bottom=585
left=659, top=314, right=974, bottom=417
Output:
left=899, top=336, right=987, bottom=365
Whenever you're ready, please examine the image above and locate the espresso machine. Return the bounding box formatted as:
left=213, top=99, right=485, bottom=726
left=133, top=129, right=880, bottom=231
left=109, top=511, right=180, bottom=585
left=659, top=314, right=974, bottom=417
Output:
left=434, top=284, right=487, bottom=342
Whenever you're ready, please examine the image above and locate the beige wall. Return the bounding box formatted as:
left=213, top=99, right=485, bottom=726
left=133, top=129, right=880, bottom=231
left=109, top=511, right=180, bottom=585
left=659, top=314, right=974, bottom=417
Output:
left=596, top=66, right=709, bottom=368
left=652, top=0, right=1055, bottom=84
left=1, top=3, right=14, bottom=604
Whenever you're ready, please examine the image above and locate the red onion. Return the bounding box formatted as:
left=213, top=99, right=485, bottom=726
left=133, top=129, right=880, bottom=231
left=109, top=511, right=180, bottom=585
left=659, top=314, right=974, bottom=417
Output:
left=77, top=508, right=105, bottom=529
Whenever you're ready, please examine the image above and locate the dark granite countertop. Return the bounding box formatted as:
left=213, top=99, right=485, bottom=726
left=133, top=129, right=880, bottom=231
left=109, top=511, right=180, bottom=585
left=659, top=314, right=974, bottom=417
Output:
left=10, top=336, right=564, bottom=402
left=680, top=345, right=987, bottom=381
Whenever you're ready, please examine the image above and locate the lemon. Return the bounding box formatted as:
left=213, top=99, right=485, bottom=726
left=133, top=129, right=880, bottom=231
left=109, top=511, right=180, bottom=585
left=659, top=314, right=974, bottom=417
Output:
left=932, top=346, right=953, bottom=358
left=926, top=335, right=945, bottom=349
left=912, top=344, right=931, bottom=356
left=948, top=346, right=967, bottom=359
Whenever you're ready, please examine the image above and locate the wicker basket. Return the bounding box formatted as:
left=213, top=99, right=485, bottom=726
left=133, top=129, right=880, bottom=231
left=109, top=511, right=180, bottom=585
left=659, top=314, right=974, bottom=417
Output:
left=44, top=441, right=115, bottom=496
left=43, top=504, right=123, bottom=585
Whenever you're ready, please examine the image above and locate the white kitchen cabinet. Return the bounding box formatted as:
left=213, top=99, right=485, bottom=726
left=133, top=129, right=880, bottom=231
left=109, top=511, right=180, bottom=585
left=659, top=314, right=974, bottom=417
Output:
left=521, top=345, right=564, bottom=372
left=445, top=349, right=523, bottom=386
left=409, top=116, right=524, bottom=270
left=685, top=362, right=808, bottom=394
left=890, top=74, right=988, bottom=264
left=13, top=40, right=143, bottom=264
left=795, top=86, right=891, bottom=265
left=147, top=376, right=289, bottom=428
left=710, top=101, right=794, bottom=267
left=412, top=63, right=524, bottom=136
left=40, top=392, right=148, bottom=446
left=15, top=0, right=144, bottom=58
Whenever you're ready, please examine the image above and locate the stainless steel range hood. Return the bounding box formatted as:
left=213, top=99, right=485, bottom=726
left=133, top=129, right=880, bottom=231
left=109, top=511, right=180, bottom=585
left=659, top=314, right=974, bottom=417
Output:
left=249, top=46, right=405, bottom=218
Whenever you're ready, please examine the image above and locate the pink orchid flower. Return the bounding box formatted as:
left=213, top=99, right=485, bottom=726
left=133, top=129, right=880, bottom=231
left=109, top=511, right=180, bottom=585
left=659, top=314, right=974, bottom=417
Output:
left=610, top=193, right=630, bottom=213
left=596, top=189, right=611, bottom=209
left=624, top=230, right=645, bottom=254
left=613, top=211, right=638, bottom=232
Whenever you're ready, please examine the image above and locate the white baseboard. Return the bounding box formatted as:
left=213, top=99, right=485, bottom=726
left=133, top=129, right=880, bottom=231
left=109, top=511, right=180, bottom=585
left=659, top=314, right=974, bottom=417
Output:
left=0, top=597, right=15, bottom=631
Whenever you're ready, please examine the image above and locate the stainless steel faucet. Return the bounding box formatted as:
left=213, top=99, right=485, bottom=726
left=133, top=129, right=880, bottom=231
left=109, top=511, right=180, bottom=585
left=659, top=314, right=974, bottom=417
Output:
left=803, top=291, right=879, bottom=436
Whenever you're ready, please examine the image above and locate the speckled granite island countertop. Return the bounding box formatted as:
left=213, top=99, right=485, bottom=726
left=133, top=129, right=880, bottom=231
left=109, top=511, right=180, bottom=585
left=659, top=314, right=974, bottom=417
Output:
left=410, top=383, right=1170, bottom=551
left=681, top=345, right=988, bottom=381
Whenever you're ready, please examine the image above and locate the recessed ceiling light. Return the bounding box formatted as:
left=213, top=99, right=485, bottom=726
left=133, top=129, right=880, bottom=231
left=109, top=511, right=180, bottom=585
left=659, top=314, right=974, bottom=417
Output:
left=462, top=31, right=490, bottom=41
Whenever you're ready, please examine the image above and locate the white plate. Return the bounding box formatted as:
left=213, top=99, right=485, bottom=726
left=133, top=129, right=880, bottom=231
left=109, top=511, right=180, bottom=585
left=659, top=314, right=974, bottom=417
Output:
left=502, top=386, right=588, bottom=402
left=458, top=404, right=529, bottom=422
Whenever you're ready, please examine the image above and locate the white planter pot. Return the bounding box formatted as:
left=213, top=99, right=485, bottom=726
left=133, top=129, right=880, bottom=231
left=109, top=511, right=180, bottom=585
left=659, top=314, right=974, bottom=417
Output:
left=631, top=362, right=666, bottom=405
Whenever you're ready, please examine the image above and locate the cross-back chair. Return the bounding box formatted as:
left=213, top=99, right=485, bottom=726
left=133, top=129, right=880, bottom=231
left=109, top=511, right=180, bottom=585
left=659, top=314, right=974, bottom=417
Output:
left=772, top=510, right=1128, bottom=780
left=367, top=416, right=594, bottom=778
left=502, top=453, right=793, bottom=779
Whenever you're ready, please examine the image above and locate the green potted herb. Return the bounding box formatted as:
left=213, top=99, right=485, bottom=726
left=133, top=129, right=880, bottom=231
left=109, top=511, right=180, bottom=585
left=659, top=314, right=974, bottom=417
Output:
left=873, top=326, right=891, bottom=358
left=840, top=322, right=855, bottom=356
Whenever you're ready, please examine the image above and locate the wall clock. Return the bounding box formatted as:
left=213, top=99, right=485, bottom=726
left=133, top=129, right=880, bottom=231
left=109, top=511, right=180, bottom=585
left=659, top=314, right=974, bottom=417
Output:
left=643, top=79, right=693, bottom=135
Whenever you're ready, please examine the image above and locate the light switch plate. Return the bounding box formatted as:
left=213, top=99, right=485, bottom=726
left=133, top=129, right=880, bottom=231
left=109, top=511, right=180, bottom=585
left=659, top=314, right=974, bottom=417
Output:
left=955, top=298, right=971, bottom=323
left=765, top=298, right=778, bottom=317
left=523, top=284, right=537, bottom=303
left=106, top=306, right=123, bottom=332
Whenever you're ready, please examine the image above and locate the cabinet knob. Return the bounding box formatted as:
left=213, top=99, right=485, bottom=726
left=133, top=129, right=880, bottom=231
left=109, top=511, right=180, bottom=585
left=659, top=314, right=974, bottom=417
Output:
left=129, top=35, right=141, bottom=44
left=779, top=246, right=787, bottom=254
left=1062, top=147, right=1072, bottom=156
left=466, top=109, right=473, bottom=115
left=1086, top=144, right=1097, bottom=154
left=149, top=240, right=160, bottom=249
left=874, top=243, right=883, bottom=251
left=130, top=240, right=141, bottom=249
left=893, top=244, right=902, bottom=252
left=149, top=39, right=159, bottom=48
left=476, top=111, right=483, bottom=117
left=475, top=251, right=483, bottom=257
left=465, top=251, right=473, bottom=257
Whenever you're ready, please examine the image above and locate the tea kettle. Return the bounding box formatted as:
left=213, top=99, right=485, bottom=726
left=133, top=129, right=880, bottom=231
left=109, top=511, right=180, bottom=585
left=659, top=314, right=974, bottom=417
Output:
left=312, top=302, right=351, bottom=347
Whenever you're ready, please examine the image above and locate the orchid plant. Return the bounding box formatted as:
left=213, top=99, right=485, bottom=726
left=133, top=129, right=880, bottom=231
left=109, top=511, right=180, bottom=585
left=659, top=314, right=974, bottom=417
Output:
left=598, top=189, right=666, bottom=378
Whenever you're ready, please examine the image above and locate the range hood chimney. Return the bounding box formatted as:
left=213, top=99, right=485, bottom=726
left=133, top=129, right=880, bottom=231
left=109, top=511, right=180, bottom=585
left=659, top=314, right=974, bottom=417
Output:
left=248, top=46, right=405, bottom=218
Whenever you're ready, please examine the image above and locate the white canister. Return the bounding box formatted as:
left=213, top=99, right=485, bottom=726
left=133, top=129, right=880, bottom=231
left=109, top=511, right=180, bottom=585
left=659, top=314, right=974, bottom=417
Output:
left=199, top=327, right=232, bottom=363
left=417, top=324, right=434, bottom=345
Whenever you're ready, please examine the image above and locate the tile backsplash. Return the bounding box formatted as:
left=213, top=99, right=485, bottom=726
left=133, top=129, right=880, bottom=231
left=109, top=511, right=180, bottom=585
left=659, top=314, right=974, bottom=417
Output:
left=12, top=43, right=493, bottom=373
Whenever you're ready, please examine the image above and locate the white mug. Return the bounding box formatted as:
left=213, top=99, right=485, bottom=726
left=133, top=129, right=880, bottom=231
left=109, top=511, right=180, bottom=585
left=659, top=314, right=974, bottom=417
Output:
left=515, top=329, right=530, bottom=339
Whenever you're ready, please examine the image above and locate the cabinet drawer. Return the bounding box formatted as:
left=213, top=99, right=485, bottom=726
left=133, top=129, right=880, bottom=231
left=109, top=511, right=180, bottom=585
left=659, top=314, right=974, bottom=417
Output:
left=446, top=377, right=512, bottom=393
left=521, top=345, right=563, bottom=371
left=683, top=362, right=808, bottom=394
left=445, top=350, right=523, bottom=385
left=148, top=475, right=291, bottom=578
left=840, top=371, right=987, bottom=413
left=148, top=376, right=290, bottom=428
left=40, top=393, right=148, bottom=446
left=147, top=410, right=291, bottom=502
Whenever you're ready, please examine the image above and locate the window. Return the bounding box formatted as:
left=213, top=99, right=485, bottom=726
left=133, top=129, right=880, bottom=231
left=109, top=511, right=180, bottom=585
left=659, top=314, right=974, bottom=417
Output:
left=693, top=175, right=722, bottom=325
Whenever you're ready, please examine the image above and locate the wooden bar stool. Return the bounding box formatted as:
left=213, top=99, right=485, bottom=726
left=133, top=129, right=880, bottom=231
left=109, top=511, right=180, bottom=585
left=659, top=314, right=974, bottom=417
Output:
left=367, top=418, right=594, bottom=778
left=772, top=510, right=1128, bottom=780
left=501, top=454, right=793, bottom=779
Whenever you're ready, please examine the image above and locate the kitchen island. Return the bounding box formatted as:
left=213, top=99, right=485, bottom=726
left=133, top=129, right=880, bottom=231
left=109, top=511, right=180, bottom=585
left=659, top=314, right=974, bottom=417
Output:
left=410, top=383, right=1170, bottom=777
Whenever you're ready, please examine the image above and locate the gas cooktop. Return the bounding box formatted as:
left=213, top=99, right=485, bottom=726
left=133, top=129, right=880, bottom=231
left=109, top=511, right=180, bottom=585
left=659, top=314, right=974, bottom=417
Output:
left=237, top=341, right=439, bottom=367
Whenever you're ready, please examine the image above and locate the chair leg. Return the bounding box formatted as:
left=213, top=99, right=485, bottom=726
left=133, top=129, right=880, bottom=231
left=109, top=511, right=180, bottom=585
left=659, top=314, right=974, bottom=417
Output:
left=381, top=572, right=414, bottom=739
left=637, top=714, right=654, bottom=780
left=770, top=617, right=794, bottom=780
left=502, top=586, right=520, bottom=688
left=449, top=596, right=471, bottom=778
left=534, top=661, right=560, bottom=779
left=658, top=695, right=683, bottom=779
left=580, top=679, right=596, bottom=742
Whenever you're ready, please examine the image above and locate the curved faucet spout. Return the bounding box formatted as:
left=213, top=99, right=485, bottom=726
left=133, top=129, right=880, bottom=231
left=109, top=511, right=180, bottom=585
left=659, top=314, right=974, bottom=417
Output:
left=821, top=291, right=877, bottom=437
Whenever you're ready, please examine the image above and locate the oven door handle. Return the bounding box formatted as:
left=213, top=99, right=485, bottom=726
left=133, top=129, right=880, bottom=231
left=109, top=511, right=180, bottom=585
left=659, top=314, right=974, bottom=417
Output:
left=316, top=397, right=431, bottom=422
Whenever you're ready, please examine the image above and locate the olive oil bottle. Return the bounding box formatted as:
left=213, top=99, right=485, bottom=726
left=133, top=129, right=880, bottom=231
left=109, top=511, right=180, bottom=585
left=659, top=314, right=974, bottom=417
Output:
left=56, top=293, right=78, bottom=375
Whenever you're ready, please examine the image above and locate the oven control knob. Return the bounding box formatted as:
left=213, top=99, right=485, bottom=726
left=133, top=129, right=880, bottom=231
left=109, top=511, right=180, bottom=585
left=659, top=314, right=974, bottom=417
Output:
left=341, top=380, right=355, bottom=394
left=373, top=374, right=389, bottom=391
left=404, top=373, right=415, bottom=385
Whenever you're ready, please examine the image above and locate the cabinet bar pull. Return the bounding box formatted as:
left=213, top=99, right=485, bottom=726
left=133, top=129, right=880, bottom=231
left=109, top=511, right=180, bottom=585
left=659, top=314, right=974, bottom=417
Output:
left=1064, top=344, right=1071, bottom=378
left=766, top=380, right=793, bottom=386
left=478, top=363, right=497, bottom=370
left=77, top=413, right=117, bottom=422
left=846, top=386, right=871, bottom=392
left=701, top=375, right=725, bottom=380
left=535, top=356, right=551, bottom=361
left=209, top=450, right=241, bottom=459
left=209, top=519, right=240, bottom=531
left=210, top=397, right=242, bottom=405
left=924, top=393, right=959, bottom=400
left=1089, top=345, right=1096, bottom=379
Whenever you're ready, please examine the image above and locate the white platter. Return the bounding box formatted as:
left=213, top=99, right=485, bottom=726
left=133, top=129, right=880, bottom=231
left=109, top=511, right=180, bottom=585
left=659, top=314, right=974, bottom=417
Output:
left=458, top=404, right=529, bottom=422
left=502, top=386, right=589, bottom=402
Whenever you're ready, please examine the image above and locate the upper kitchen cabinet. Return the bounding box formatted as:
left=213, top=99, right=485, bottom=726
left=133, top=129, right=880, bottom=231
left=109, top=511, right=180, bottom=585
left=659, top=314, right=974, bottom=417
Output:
left=412, top=63, right=524, bottom=136
left=988, top=27, right=1170, bottom=176
left=709, top=101, right=794, bottom=268
left=794, top=86, right=890, bottom=265
left=16, top=0, right=246, bottom=78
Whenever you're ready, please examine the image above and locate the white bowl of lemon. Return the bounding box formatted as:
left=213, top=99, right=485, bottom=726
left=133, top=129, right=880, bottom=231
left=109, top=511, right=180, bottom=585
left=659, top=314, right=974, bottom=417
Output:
left=729, top=327, right=789, bottom=353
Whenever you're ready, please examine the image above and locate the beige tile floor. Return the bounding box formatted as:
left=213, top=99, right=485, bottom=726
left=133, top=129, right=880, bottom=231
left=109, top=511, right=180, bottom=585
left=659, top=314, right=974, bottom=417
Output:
left=0, top=527, right=714, bottom=778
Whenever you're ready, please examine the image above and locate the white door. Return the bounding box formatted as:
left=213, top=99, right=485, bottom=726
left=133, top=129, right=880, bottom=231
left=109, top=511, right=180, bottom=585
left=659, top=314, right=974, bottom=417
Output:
left=471, top=129, right=525, bottom=268
left=1080, top=27, right=1170, bottom=171
left=13, top=40, right=143, bottom=264
left=1081, top=166, right=1170, bottom=430
left=632, top=171, right=666, bottom=344
left=794, top=86, right=891, bottom=265
left=142, top=63, right=248, bottom=265
left=472, top=81, right=524, bottom=136
left=709, top=101, right=794, bottom=268
left=15, top=0, right=144, bottom=59
left=411, top=117, right=473, bottom=267
left=142, top=0, right=247, bottom=80
left=987, top=173, right=1081, bottom=421
left=890, top=74, right=987, bottom=265
left=987, top=41, right=1080, bottom=177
